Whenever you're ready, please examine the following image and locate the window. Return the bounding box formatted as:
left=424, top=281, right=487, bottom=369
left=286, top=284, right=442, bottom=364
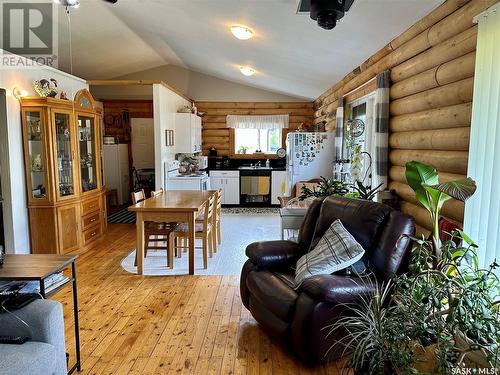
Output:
left=234, top=128, right=282, bottom=154
left=226, top=114, right=288, bottom=155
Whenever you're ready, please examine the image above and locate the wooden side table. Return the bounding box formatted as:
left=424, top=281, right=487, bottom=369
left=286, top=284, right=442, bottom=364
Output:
left=0, top=254, right=81, bottom=374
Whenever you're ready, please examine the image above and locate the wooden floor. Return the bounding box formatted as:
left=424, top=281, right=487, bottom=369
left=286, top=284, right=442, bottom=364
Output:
left=53, top=224, right=345, bottom=374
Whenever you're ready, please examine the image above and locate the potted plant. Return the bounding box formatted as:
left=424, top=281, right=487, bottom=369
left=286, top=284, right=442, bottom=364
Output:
left=297, top=176, right=349, bottom=200
left=238, top=145, right=249, bottom=154
left=327, top=161, right=500, bottom=374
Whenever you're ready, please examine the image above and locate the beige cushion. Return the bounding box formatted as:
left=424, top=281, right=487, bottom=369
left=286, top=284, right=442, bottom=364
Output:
left=294, top=220, right=365, bottom=288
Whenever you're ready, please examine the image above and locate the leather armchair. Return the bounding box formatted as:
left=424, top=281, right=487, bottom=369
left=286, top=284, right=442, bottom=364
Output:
left=240, top=196, right=415, bottom=365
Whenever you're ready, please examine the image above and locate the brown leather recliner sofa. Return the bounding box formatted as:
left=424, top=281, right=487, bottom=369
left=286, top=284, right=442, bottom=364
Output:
left=240, top=196, right=415, bottom=365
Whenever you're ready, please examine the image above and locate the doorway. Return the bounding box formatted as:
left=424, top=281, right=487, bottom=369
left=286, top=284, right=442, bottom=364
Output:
left=130, top=118, right=155, bottom=195
left=131, top=118, right=154, bottom=169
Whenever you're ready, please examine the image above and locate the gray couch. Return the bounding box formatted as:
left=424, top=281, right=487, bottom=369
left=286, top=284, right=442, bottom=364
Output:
left=0, top=299, right=67, bottom=375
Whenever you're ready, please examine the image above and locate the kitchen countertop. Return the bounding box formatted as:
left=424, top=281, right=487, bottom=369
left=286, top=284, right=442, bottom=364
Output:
left=208, top=166, right=286, bottom=172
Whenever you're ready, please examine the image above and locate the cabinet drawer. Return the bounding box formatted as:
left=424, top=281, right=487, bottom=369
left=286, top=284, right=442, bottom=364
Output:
left=210, top=170, right=239, bottom=178
left=81, top=197, right=100, bottom=215
left=82, top=211, right=101, bottom=230
left=83, top=225, right=101, bottom=245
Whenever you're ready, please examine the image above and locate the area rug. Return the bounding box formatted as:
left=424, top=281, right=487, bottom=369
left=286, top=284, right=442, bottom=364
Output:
left=121, top=248, right=224, bottom=276
left=108, top=207, right=135, bottom=224
left=120, top=213, right=281, bottom=276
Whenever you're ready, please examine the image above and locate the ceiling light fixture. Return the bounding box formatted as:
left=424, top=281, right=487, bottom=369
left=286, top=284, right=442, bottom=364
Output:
left=231, top=25, right=254, bottom=40
left=240, top=66, right=255, bottom=76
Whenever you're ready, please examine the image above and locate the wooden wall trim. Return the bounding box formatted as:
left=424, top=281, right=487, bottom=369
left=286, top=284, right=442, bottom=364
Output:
left=88, top=79, right=193, bottom=103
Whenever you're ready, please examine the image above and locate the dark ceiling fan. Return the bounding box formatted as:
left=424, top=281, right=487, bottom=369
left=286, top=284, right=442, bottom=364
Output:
left=297, top=0, right=355, bottom=30
left=54, top=0, right=118, bottom=8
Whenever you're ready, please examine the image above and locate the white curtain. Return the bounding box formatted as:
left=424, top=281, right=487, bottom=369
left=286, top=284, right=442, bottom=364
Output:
left=464, top=3, right=500, bottom=269
left=226, top=115, right=289, bottom=129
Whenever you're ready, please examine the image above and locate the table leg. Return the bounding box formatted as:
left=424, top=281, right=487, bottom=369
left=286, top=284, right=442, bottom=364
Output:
left=71, top=261, right=81, bottom=372
left=39, top=280, right=45, bottom=297
left=136, top=212, right=145, bottom=275
left=188, top=212, right=195, bottom=275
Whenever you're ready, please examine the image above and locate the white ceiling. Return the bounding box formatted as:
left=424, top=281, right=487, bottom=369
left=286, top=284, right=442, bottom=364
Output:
left=60, top=0, right=443, bottom=100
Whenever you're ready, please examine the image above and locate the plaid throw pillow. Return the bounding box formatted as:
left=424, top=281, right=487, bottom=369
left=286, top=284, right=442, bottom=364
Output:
left=294, top=219, right=365, bottom=288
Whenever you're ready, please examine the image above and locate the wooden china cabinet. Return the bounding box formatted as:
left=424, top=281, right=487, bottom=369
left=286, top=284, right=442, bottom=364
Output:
left=20, top=89, right=107, bottom=254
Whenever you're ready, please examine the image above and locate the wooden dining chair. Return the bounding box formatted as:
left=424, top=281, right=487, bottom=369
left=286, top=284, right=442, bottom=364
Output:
left=131, top=189, right=179, bottom=268
left=213, top=189, right=223, bottom=251
left=170, top=193, right=217, bottom=269
left=194, top=189, right=222, bottom=253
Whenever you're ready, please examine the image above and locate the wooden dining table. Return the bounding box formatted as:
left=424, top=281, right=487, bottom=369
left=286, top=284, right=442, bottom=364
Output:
left=128, top=190, right=216, bottom=275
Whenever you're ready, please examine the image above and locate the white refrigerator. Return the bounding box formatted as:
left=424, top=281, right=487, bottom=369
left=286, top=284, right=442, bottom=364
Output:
left=285, top=132, right=335, bottom=195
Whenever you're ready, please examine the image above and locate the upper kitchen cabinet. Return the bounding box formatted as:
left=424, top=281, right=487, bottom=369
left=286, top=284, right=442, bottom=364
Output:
left=174, top=113, right=202, bottom=153
left=20, top=89, right=107, bottom=254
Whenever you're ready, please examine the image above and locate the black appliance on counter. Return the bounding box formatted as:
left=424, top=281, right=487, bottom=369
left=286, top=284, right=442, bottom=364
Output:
left=239, top=168, right=272, bottom=206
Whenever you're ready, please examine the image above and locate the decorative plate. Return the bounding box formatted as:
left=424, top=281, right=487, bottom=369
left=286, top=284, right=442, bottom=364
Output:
left=350, top=119, right=365, bottom=138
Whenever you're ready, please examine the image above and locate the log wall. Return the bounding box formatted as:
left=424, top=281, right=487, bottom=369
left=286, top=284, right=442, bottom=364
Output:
left=195, top=102, right=314, bottom=156
left=101, top=100, right=153, bottom=143
left=313, top=0, right=495, bottom=233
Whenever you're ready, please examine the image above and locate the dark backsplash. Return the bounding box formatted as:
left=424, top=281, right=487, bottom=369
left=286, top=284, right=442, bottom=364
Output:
left=208, top=156, right=286, bottom=170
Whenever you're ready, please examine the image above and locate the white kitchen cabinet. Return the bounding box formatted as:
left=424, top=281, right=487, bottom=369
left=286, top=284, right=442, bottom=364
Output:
left=174, top=113, right=202, bottom=153
left=271, top=170, right=287, bottom=205
left=224, top=177, right=240, bottom=204
left=210, top=170, right=240, bottom=205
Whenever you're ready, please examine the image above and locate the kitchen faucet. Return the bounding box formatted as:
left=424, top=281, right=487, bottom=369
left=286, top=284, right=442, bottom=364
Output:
left=255, top=161, right=261, bottom=167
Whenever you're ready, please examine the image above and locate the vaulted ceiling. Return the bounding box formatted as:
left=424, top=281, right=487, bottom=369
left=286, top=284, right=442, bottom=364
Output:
left=57, top=0, right=443, bottom=100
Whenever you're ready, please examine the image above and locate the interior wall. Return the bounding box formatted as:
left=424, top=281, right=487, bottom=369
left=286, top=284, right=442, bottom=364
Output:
left=152, top=84, right=191, bottom=190
left=312, top=0, right=494, bottom=235
left=101, top=99, right=154, bottom=143
left=90, top=64, right=305, bottom=102
left=195, top=102, right=314, bottom=156
left=0, top=54, right=88, bottom=253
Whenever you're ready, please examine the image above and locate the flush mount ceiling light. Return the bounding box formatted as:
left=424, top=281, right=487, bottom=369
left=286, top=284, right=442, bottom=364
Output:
left=239, top=66, right=255, bottom=76
left=230, top=25, right=254, bottom=40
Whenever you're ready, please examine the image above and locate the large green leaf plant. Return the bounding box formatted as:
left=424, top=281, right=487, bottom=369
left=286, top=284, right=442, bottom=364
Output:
left=405, top=161, right=476, bottom=261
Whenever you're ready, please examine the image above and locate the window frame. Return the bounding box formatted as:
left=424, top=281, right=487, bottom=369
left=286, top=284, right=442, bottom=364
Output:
left=229, top=128, right=286, bottom=159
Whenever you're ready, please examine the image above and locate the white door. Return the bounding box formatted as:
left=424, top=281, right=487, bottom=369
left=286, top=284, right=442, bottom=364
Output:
left=224, top=177, right=240, bottom=205
left=131, top=118, right=154, bottom=169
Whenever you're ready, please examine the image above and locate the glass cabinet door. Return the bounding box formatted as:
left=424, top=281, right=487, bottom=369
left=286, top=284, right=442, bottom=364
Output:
left=54, top=112, right=75, bottom=197
left=78, top=115, right=98, bottom=193
left=25, top=111, right=48, bottom=200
